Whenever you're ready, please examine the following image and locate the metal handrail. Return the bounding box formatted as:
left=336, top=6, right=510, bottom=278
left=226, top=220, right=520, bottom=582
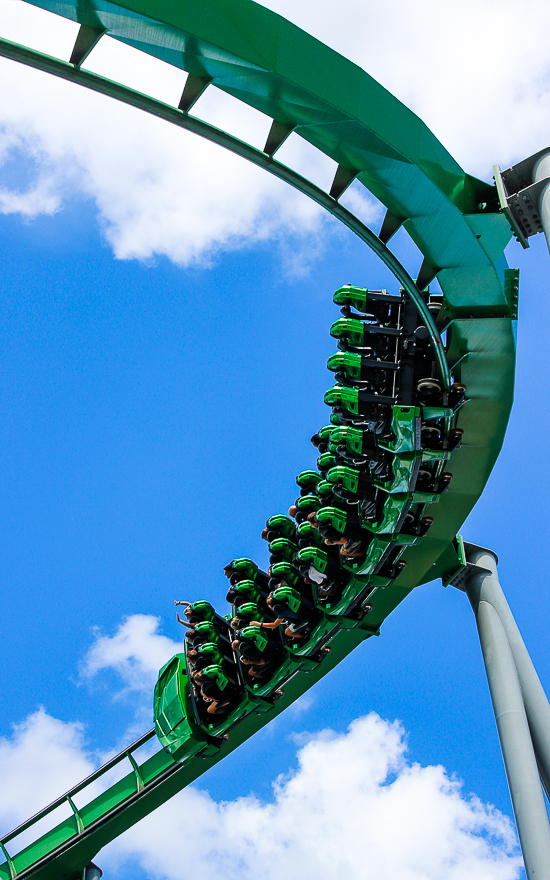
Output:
left=0, top=729, right=155, bottom=846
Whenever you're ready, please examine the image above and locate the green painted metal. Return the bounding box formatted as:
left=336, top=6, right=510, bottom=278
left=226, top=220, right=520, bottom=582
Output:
left=0, top=0, right=519, bottom=877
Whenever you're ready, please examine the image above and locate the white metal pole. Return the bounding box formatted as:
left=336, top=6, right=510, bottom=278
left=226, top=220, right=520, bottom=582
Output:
left=465, top=546, right=550, bottom=800
left=464, top=551, right=550, bottom=880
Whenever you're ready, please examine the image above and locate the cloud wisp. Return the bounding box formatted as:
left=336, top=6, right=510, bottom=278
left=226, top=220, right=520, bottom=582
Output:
left=82, top=614, right=185, bottom=696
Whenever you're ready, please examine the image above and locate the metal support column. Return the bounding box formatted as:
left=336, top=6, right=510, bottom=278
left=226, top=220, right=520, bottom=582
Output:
left=533, top=151, right=550, bottom=253
left=466, top=546, right=550, bottom=799
left=454, top=544, right=550, bottom=879
left=83, top=864, right=102, bottom=880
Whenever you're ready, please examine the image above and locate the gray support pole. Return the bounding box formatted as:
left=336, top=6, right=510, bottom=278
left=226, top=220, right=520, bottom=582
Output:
left=466, top=577, right=550, bottom=878
left=533, top=150, right=550, bottom=253
left=466, top=546, right=550, bottom=800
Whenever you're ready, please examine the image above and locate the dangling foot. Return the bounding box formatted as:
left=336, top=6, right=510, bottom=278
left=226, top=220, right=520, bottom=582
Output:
left=207, top=700, right=231, bottom=715
left=340, top=538, right=365, bottom=558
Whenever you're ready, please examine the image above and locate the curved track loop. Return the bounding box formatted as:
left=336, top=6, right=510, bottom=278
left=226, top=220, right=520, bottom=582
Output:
left=0, top=37, right=450, bottom=382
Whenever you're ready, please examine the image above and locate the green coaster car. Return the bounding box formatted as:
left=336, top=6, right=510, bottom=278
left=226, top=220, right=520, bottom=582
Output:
left=154, top=654, right=208, bottom=759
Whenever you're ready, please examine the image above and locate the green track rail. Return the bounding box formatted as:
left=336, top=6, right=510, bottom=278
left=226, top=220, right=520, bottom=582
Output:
left=0, top=0, right=518, bottom=877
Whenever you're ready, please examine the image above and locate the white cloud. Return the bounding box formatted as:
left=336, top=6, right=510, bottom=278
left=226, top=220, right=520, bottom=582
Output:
left=0, top=708, right=94, bottom=835
left=2, top=0, right=549, bottom=266
left=0, top=707, right=521, bottom=880
left=108, top=713, right=521, bottom=880
left=0, top=0, right=333, bottom=266
left=0, top=177, right=59, bottom=216
left=82, top=614, right=185, bottom=694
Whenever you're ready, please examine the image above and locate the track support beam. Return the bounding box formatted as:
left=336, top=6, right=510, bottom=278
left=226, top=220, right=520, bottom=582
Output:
left=70, top=25, right=105, bottom=67
left=263, top=120, right=294, bottom=156
left=451, top=543, right=550, bottom=880
left=178, top=74, right=212, bottom=113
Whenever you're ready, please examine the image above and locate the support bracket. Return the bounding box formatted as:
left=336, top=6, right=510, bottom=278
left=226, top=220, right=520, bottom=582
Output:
left=329, top=165, right=358, bottom=200
left=69, top=24, right=106, bottom=68
left=263, top=120, right=294, bottom=157
left=178, top=74, right=212, bottom=113
left=494, top=158, right=549, bottom=247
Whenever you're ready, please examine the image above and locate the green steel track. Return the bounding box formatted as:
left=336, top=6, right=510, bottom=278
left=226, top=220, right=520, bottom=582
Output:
left=0, top=0, right=518, bottom=877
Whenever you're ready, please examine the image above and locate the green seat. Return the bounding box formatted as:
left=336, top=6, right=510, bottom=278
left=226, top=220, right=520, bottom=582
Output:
left=265, top=514, right=296, bottom=539
left=269, top=561, right=300, bottom=587
left=196, top=642, right=223, bottom=664
left=233, top=579, right=261, bottom=602
left=317, top=479, right=336, bottom=496
left=201, top=664, right=229, bottom=691
left=318, top=425, right=334, bottom=441
left=271, top=584, right=302, bottom=613
left=295, top=546, right=328, bottom=573
left=235, top=602, right=263, bottom=621
left=327, top=351, right=362, bottom=380
left=324, top=384, right=359, bottom=414
left=269, top=537, right=298, bottom=561
left=333, top=284, right=370, bottom=311
left=295, top=494, right=321, bottom=512
left=311, top=424, right=334, bottom=449
left=296, top=521, right=325, bottom=546
left=296, top=470, right=322, bottom=490
left=330, top=317, right=366, bottom=346
left=327, top=465, right=360, bottom=494
left=315, top=506, right=348, bottom=533
left=228, top=558, right=259, bottom=579
left=333, top=285, right=401, bottom=319
left=239, top=625, right=269, bottom=652
left=192, top=621, right=218, bottom=642
left=329, top=425, right=363, bottom=455
left=189, top=600, right=215, bottom=622
left=317, top=452, right=337, bottom=471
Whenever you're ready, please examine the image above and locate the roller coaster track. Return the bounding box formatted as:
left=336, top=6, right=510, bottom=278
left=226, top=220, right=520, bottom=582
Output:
left=0, top=1, right=518, bottom=878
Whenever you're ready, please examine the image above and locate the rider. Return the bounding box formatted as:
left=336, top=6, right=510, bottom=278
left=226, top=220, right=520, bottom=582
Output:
left=260, top=585, right=314, bottom=641
left=193, top=665, right=235, bottom=716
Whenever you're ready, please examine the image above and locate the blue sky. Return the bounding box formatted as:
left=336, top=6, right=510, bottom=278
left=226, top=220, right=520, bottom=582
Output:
left=1, top=1, right=550, bottom=878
